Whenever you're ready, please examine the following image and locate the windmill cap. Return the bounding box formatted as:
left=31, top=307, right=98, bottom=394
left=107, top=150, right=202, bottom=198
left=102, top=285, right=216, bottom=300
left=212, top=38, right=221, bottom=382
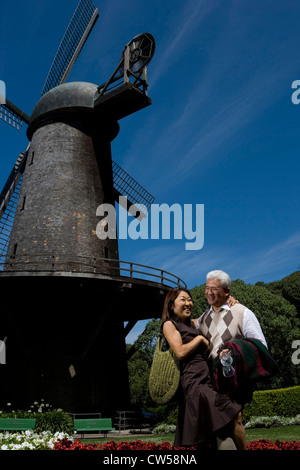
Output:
left=27, top=81, right=98, bottom=138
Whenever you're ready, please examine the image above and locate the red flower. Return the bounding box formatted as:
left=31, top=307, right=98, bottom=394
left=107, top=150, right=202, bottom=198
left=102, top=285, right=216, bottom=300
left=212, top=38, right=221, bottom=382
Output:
left=247, top=439, right=300, bottom=450
left=53, top=438, right=300, bottom=451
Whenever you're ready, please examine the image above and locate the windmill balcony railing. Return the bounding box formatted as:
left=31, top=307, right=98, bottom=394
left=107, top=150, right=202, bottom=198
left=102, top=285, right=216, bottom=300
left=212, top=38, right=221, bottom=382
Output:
left=0, top=254, right=186, bottom=289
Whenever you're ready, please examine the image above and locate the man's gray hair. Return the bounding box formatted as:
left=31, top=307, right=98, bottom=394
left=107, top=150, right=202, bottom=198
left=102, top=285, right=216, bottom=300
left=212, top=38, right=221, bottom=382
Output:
left=206, top=270, right=231, bottom=289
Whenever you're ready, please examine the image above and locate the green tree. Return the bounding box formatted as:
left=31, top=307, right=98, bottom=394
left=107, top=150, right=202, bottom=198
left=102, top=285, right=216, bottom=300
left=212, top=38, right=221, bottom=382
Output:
left=265, top=271, right=300, bottom=315
left=127, top=347, right=151, bottom=406
left=131, top=319, right=161, bottom=359
left=127, top=319, right=161, bottom=407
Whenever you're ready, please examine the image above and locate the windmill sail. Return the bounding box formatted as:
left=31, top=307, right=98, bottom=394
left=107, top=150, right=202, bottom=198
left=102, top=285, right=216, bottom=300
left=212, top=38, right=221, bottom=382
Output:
left=0, top=150, right=28, bottom=219
left=0, top=98, right=30, bottom=130
left=41, top=0, right=99, bottom=95
left=1, top=0, right=99, bottom=132
left=112, top=161, right=154, bottom=215
left=0, top=151, right=27, bottom=266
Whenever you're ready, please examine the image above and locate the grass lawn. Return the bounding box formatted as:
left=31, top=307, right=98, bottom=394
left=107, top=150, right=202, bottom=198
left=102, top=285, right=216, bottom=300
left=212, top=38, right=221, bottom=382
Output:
left=79, top=425, right=300, bottom=446
left=245, top=425, right=300, bottom=442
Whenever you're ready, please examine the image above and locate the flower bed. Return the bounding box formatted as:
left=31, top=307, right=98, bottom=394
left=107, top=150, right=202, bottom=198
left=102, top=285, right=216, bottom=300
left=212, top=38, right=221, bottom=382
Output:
left=247, top=439, right=300, bottom=450
left=53, top=438, right=300, bottom=451
left=53, top=438, right=191, bottom=450
left=1, top=433, right=299, bottom=450
left=0, top=430, right=71, bottom=450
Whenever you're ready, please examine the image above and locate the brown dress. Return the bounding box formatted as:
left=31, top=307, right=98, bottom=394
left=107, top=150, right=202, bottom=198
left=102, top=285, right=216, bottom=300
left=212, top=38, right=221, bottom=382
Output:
left=172, top=320, right=241, bottom=447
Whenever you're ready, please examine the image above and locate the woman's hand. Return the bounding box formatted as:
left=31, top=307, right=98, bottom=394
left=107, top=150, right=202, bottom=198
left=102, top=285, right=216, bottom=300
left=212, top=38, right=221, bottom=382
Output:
left=199, top=335, right=210, bottom=350
left=227, top=295, right=239, bottom=307
left=219, top=348, right=231, bottom=359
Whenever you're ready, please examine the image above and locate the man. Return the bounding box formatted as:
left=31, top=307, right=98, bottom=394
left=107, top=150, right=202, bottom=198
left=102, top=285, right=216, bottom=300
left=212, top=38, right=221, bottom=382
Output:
left=198, top=270, right=267, bottom=359
left=198, top=270, right=267, bottom=450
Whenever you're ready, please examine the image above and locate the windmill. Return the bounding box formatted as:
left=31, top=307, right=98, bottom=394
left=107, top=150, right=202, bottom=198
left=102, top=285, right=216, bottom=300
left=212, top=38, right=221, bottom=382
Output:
left=0, top=0, right=185, bottom=415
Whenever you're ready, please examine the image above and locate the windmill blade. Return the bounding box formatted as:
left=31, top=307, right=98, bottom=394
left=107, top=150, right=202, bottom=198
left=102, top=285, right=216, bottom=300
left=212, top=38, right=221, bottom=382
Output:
left=41, top=0, right=99, bottom=96
left=0, top=98, right=30, bottom=130
left=1, top=1, right=99, bottom=128
left=0, top=149, right=28, bottom=220
left=112, top=160, right=154, bottom=218
left=0, top=150, right=28, bottom=266
left=0, top=175, right=23, bottom=267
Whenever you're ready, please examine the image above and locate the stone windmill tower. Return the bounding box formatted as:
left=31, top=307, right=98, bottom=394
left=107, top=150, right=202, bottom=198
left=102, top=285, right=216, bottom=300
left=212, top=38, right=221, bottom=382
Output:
left=0, top=1, right=185, bottom=415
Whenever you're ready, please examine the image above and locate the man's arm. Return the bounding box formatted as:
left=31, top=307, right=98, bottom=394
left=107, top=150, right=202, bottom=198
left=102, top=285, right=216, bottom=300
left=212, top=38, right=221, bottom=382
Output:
left=243, top=308, right=268, bottom=348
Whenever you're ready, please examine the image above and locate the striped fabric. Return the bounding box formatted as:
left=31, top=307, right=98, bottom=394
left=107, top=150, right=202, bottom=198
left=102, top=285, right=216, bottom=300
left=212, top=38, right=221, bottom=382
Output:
left=212, top=338, right=278, bottom=404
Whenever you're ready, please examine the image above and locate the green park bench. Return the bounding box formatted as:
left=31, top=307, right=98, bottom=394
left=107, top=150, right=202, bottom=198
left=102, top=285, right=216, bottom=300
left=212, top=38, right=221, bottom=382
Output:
left=0, top=418, right=36, bottom=431
left=74, top=418, right=114, bottom=438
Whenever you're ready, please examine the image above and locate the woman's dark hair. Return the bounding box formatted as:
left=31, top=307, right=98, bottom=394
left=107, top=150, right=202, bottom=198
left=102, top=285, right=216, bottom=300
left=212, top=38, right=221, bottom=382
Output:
left=161, top=287, right=193, bottom=323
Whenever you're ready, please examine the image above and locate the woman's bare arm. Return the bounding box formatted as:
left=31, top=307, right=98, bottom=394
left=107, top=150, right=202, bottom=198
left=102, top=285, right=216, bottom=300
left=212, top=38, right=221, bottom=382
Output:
left=162, top=321, right=209, bottom=360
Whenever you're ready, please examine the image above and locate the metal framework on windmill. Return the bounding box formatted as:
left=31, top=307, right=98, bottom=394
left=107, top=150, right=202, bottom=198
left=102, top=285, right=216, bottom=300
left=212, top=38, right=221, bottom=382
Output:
left=112, top=161, right=154, bottom=213
left=0, top=152, right=26, bottom=266
left=96, top=33, right=155, bottom=97
left=41, top=0, right=99, bottom=95
left=0, top=0, right=156, bottom=268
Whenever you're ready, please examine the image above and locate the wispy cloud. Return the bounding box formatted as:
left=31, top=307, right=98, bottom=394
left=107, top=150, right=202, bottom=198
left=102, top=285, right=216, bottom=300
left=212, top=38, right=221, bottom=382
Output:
left=120, top=3, right=300, bottom=195
left=152, top=52, right=298, bottom=194
left=121, top=230, right=300, bottom=288
left=239, top=232, right=300, bottom=282
left=115, top=0, right=219, bottom=176
left=150, top=0, right=218, bottom=87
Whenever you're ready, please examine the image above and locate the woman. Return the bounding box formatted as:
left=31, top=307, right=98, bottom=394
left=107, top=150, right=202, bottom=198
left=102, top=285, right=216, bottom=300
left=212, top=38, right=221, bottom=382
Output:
left=162, top=287, right=247, bottom=450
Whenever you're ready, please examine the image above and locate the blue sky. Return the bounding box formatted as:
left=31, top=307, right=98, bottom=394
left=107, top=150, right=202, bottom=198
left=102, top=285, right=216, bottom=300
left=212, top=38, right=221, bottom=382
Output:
left=1, top=0, right=300, bottom=342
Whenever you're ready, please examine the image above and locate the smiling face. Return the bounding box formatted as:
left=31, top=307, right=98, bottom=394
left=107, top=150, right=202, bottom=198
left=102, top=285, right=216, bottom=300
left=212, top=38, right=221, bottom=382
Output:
left=172, top=290, right=193, bottom=323
left=205, top=278, right=230, bottom=311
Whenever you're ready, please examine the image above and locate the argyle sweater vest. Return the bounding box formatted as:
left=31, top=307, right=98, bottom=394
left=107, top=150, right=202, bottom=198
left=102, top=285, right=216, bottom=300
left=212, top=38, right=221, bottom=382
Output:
left=197, top=303, right=245, bottom=359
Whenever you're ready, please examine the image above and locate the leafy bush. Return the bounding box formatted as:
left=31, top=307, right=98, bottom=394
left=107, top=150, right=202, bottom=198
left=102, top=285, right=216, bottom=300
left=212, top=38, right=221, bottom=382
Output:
left=148, top=402, right=178, bottom=425
left=0, top=400, right=74, bottom=435
left=242, top=386, right=300, bottom=421
left=165, top=407, right=178, bottom=425
left=35, top=410, right=74, bottom=434
left=245, top=415, right=300, bottom=429
left=152, top=424, right=176, bottom=435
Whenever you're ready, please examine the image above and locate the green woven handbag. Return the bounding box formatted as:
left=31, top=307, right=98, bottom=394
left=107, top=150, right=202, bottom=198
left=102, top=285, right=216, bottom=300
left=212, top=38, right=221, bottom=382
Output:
left=148, top=335, right=180, bottom=404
